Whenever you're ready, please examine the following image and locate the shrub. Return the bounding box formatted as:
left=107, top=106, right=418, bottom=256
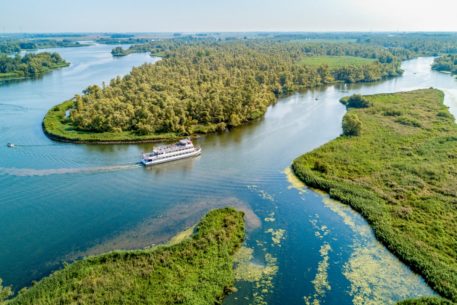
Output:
left=342, top=113, right=362, bottom=136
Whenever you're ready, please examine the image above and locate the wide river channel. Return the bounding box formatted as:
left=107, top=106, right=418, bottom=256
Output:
left=1, top=44, right=457, bottom=304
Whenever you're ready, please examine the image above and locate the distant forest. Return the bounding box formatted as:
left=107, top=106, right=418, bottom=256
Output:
left=432, top=55, right=457, bottom=74
left=0, top=39, right=85, bottom=54
left=67, top=40, right=402, bottom=136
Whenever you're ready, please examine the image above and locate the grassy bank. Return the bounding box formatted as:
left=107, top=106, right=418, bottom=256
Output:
left=7, top=208, right=245, bottom=305
left=292, top=89, right=457, bottom=303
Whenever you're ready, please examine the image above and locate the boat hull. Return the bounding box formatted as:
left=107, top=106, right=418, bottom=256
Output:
left=141, top=148, right=201, bottom=166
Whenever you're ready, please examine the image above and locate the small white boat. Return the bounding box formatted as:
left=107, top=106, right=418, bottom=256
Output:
left=141, top=139, right=201, bottom=166
left=7, top=143, right=15, bottom=148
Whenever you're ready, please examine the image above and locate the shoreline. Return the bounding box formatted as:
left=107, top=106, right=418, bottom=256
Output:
left=0, top=63, right=70, bottom=83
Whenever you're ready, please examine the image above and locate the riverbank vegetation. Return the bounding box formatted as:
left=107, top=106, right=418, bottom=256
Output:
left=397, top=297, right=455, bottom=305
left=292, top=89, right=457, bottom=303
left=6, top=208, right=245, bottom=305
left=44, top=40, right=402, bottom=142
left=0, top=39, right=86, bottom=54
left=0, top=52, right=69, bottom=81
left=432, top=55, right=457, bottom=75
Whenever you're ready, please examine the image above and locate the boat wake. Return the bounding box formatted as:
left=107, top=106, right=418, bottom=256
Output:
left=0, top=164, right=140, bottom=177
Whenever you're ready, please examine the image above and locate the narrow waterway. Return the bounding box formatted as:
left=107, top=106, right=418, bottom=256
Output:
left=1, top=46, right=455, bottom=304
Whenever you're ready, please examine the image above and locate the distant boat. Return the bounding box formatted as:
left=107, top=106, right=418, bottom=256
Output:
left=141, top=139, right=201, bottom=166
left=7, top=143, right=15, bottom=148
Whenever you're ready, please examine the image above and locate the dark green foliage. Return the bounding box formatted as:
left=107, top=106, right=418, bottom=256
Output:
left=47, top=40, right=401, bottom=142
left=0, top=278, right=12, bottom=303
left=342, top=113, right=362, bottom=136
left=0, top=52, right=68, bottom=80
left=432, top=55, right=457, bottom=75
left=111, top=46, right=129, bottom=57
left=97, top=38, right=150, bottom=45
left=343, top=94, right=371, bottom=108
left=397, top=297, right=456, bottom=305
left=357, top=32, right=457, bottom=57
left=292, top=89, right=457, bottom=302
left=8, top=208, right=245, bottom=305
left=0, top=39, right=85, bottom=54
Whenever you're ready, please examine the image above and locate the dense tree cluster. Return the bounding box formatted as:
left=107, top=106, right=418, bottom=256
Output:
left=0, top=52, right=68, bottom=78
left=0, top=39, right=84, bottom=54
left=432, top=55, right=457, bottom=74
left=357, top=33, right=457, bottom=56
left=69, top=41, right=402, bottom=136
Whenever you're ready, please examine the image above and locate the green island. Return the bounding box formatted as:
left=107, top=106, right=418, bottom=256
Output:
left=0, top=52, right=69, bottom=81
left=0, top=39, right=87, bottom=54
left=292, top=89, right=457, bottom=304
left=44, top=40, right=402, bottom=143
left=1, top=208, right=245, bottom=305
left=432, top=55, right=457, bottom=75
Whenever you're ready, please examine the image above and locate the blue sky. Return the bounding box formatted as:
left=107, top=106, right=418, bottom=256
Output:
left=1, top=0, right=457, bottom=32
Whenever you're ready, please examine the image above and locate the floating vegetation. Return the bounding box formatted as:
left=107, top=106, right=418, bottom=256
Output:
left=234, top=247, right=277, bottom=283
left=266, top=228, right=286, bottom=246
left=264, top=211, right=276, bottom=223
left=322, top=196, right=436, bottom=304
left=283, top=166, right=306, bottom=193
left=304, top=243, right=332, bottom=305
left=233, top=247, right=279, bottom=305
left=309, top=217, right=332, bottom=240
left=344, top=240, right=437, bottom=305
left=247, top=185, right=275, bottom=202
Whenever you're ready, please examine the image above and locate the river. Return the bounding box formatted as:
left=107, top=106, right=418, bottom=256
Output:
left=1, top=44, right=456, bottom=304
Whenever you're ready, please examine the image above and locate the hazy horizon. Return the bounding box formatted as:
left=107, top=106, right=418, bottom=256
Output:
left=1, top=0, right=457, bottom=33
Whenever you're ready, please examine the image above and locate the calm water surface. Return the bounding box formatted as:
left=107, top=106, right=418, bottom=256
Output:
left=1, top=46, right=456, bottom=304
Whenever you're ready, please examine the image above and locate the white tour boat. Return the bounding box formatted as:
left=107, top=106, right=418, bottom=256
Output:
left=141, top=139, right=201, bottom=166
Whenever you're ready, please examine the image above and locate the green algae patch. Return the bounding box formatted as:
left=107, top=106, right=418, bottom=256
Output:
left=265, top=228, right=286, bottom=246
left=293, top=89, right=457, bottom=303
left=233, top=247, right=277, bottom=283
left=284, top=166, right=307, bottom=194
left=304, top=243, right=332, bottom=305
left=8, top=208, right=245, bottom=305
left=232, top=246, right=279, bottom=305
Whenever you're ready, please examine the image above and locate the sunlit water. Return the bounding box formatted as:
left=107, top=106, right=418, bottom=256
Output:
left=1, top=46, right=455, bottom=304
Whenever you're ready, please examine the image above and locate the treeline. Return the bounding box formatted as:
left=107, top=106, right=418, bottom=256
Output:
left=68, top=40, right=401, bottom=136
left=0, top=39, right=86, bottom=54
left=111, top=36, right=208, bottom=57
left=432, top=55, right=457, bottom=74
left=357, top=33, right=457, bottom=56
left=0, top=52, right=68, bottom=79
left=116, top=32, right=457, bottom=60
left=97, top=38, right=151, bottom=45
